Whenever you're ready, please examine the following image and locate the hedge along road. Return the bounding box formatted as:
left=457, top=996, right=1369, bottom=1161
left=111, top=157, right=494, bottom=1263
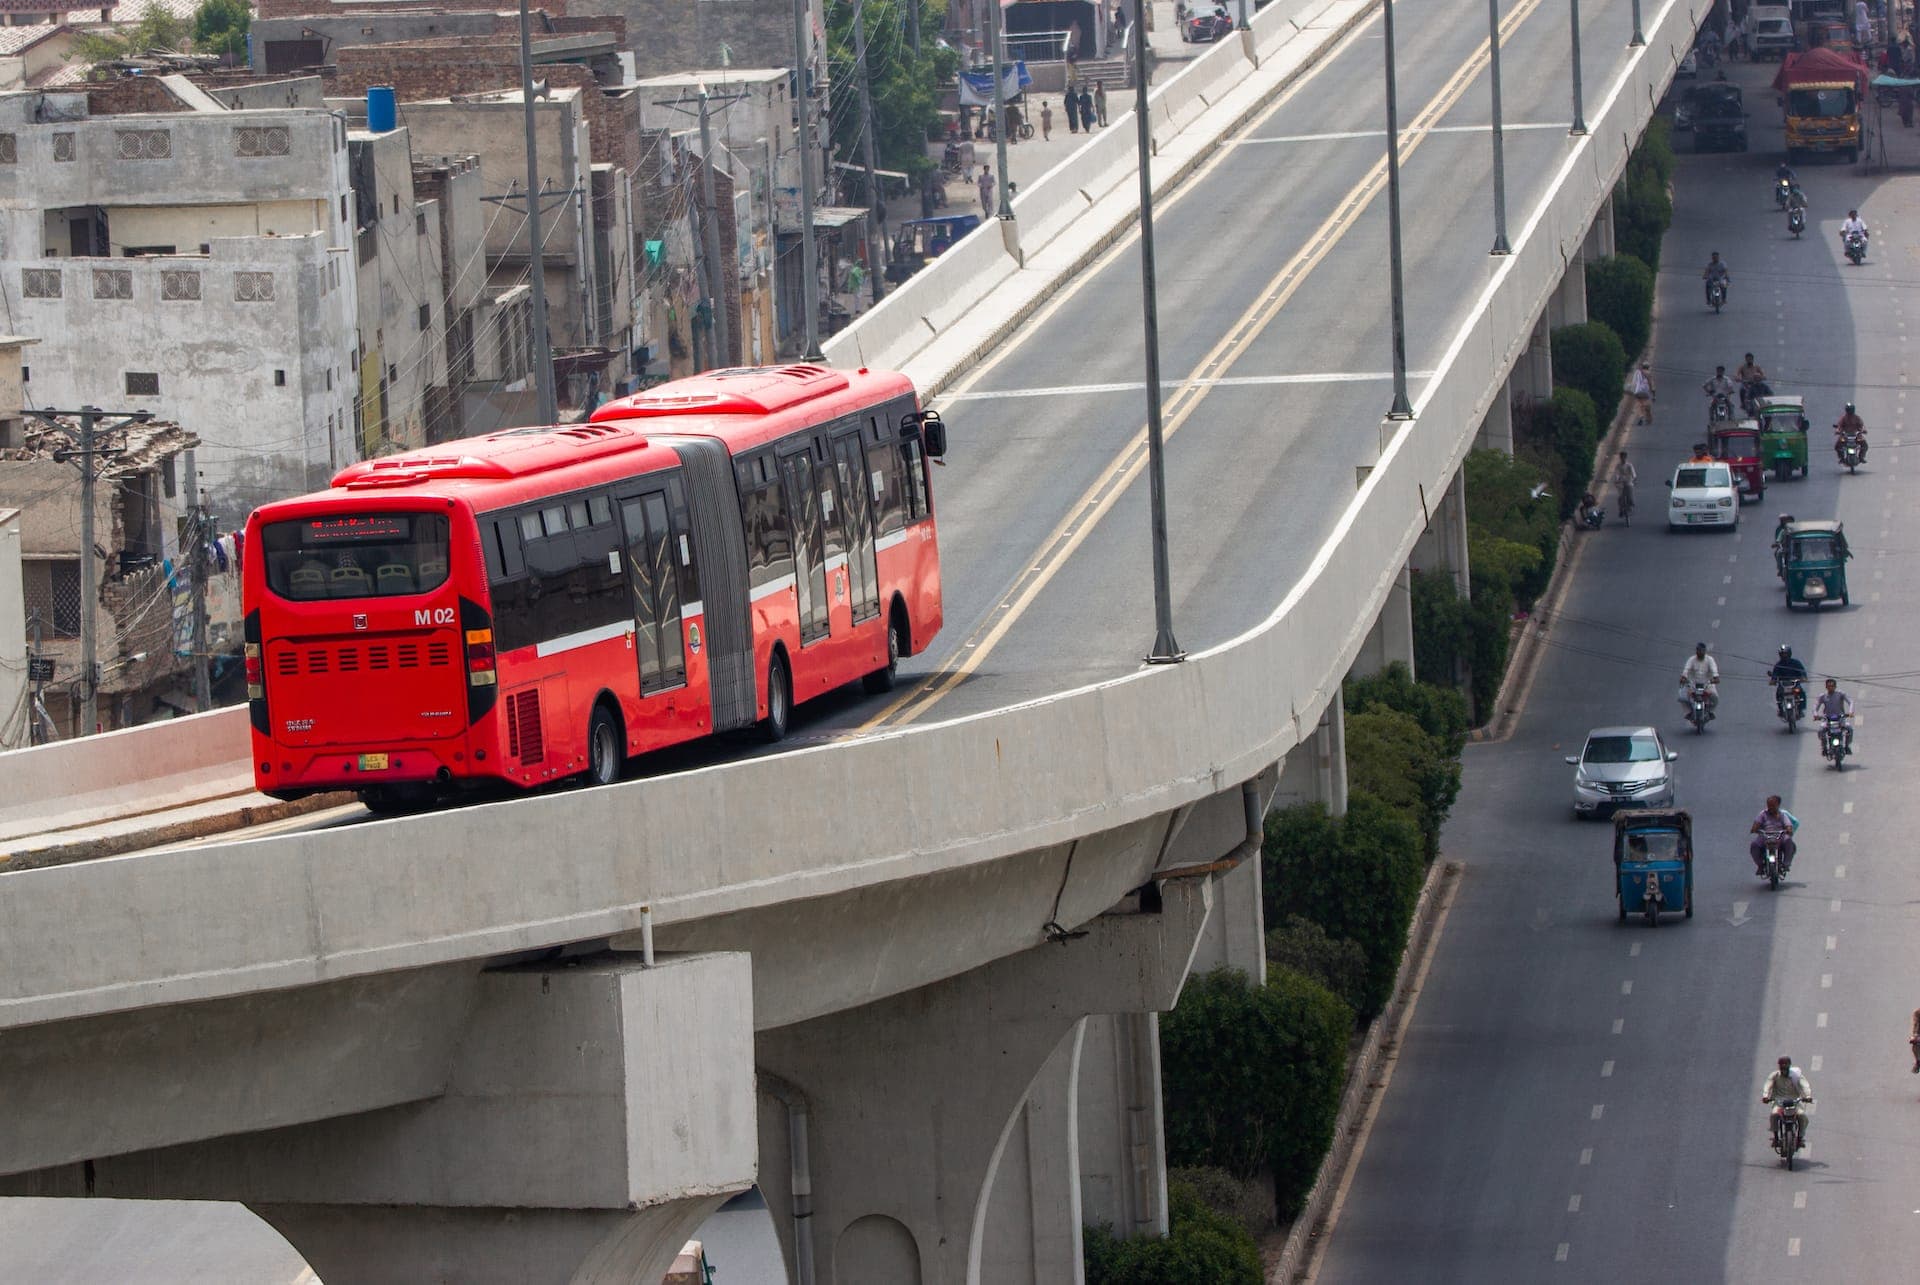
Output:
left=1312, top=54, right=1920, bottom=1283
left=814, top=0, right=1652, bottom=737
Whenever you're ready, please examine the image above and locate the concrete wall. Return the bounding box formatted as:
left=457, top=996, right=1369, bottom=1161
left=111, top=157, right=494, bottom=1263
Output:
left=0, top=508, right=22, bottom=750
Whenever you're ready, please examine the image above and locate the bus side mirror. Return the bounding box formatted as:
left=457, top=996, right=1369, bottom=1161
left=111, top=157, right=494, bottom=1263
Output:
left=914, top=411, right=948, bottom=459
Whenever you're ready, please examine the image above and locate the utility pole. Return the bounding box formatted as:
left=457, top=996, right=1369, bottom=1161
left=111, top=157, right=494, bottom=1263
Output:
left=27, top=610, right=47, bottom=745
left=519, top=0, right=557, bottom=422
left=181, top=446, right=212, bottom=711
left=791, top=0, right=825, bottom=359
left=698, top=85, right=737, bottom=364
left=986, top=0, right=1013, bottom=218
left=26, top=405, right=150, bottom=736
left=851, top=0, right=886, bottom=301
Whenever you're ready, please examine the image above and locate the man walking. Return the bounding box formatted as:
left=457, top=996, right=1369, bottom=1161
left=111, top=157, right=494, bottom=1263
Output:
left=1040, top=98, right=1054, bottom=140
left=1094, top=80, right=1109, bottom=126
left=978, top=164, right=996, bottom=216
left=1078, top=86, right=1096, bottom=133
left=1064, top=86, right=1080, bottom=133
left=1627, top=361, right=1654, bottom=424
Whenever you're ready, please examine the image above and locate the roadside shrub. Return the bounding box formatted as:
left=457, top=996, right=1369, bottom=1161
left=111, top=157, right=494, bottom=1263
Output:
left=1168, top=1165, right=1274, bottom=1241
left=1534, top=386, right=1601, bottom=517
left=1265, top=915, right=1369, bottom=1016
left=1585, top=254, right=1656, bottom=360
left=1465, top=568, right=1517, bottom=722
left=1408, top=570, right=1474, bottom=701
left=1263, top=796, right=1424, bottom=1020
left=1345, top=707, right=1462, bottom=863
left=1159, top=968, right=1352, bottom=1220
left=1084, top=1178, right=1265, bottom=1285
left=1550, top=322, right=1628, bottom=425
left=1344, top=660, right=1469, bottom=758
left=1613, top=119, right=1674, bottom=272
left=1463, top=448, right=1557, bottom=604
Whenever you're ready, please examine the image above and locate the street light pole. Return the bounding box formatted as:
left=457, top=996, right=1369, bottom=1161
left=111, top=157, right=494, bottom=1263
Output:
left=1569, top=0, right=1588, bottom=135
left=1132, top=0, right=1182, bottom=663
left=1629, top=0, right=1644, bottom=47
left=985, top=0, right=1013, bottom=218
left=1383, top=0, right=1414, bottom=419
left=1488, top=0, right=1511, bottom=254
left=518, top=0, right=557, bottom=422
left=791, top=0, right=824, bottom=359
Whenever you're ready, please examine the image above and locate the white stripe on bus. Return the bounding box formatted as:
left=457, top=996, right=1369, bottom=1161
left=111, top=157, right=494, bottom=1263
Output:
left=681, top=599, right=704, bottom=619
left=750, top=574, right=797, bottom=603
left=823, top=554, right=848, bottom=573
left=535, top=620, right=631, bottom=658
left=875, top=529, right=911, bottom=552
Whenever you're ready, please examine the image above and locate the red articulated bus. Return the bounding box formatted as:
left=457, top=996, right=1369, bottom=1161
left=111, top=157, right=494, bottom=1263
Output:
left=242, top=364, right=946, bottom=810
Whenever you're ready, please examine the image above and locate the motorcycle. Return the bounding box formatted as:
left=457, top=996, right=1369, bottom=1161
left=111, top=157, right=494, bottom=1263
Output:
left=1775, top=177, right=1794, bottom=209
left=1816, top=716, right=1850, bottom=770
left=1837, top=431, right=1865, bottom=472
left=1773, top=678, right=1806, bottom=732
left=1770, top=1098, right=1808, bottom=1168
left=1686, top=683, right=1713, bottom=734
left=1845, top=229, right=1868, bottom=264
left=1578, top=500, right=1606, bottom=529
left=1707, top=278, right=1728, bottom=311
left=1760, top=830, right=1790, bottom=890
left=1788, top=205, right=1806, bottom=238
left=1708, top=391, right=1735, bottom=424
left=1739, top=379, right=1771, bottom=416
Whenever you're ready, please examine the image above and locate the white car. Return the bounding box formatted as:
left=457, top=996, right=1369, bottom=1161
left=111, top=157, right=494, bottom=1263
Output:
left=1666, top=460, right=1739, bottom=530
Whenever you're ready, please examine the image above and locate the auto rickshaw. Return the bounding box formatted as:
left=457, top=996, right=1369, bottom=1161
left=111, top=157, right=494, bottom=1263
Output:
left=1709, top=421, right=1766, bottom=502
left=1781, top=518, right=1851, bottom=609
left=1753, top=395, right=1810, bottom=481
left=885, top=213, right=982, bottom=282
left=1614, top=808, right=1693, bottom=926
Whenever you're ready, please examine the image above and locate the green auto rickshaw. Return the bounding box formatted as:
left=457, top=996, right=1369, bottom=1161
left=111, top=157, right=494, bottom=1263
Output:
left=1753, top=395, right=1810, bottom=482
left=1781, top=519, right=1851, bottom=609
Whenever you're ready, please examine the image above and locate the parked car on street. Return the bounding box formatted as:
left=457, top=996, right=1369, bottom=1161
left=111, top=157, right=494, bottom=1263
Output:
left=1569, top=726, right=1679, bottom=817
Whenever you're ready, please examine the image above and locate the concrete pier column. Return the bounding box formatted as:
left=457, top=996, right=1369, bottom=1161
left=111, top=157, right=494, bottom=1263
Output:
left=1351, top=567, right=1415, bottom=680
left=1075, top=1011, right=1168, bottom=1240
left=754, top=882, right=1210, bottom=1285
left=1521, top=317, right=1554, bottom=402
left=1585, top=197, right=1616, bottom=259
left=1409, top=469, right=1470, bottom=597
left=11, top=954, right=758, bottom=1285
left=1476, top=380, right=1516, bottom=453
left=1273, top=696, right=1347, bottom=817
left=1549, top=245, right=1588, bottom=329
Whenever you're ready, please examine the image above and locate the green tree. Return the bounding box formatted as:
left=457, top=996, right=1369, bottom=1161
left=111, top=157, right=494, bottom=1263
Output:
left=1265, top=915, right=1369, bottom=1016
left=825, top=0, right=960, bottom=189
left=1463, top=447, right=1557, bottom=603
left=1345, top=707, right=1462, bottom=862
left=1084, top=1178, right=1266, bottom=1284
left=1409, top=569, right=1475, bottom=702
left=1585, top=254, right=1656, bottom=361
left=194, top=0, right=251, bottom=60
left=1343, top=660, right=1469, bottom=758
left=69, top=0, right=191, bottom=62
left=1158, top=968, right=1352, bottom=1218
left=1550, top=321, right=1628, bottom=425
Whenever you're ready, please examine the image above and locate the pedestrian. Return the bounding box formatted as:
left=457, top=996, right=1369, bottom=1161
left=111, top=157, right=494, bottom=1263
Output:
left=1627, top=361, right=1655, bottom=424
left=1094, top=80, right=1108, bottom=126
left=978, top=164, right=995, bottom=215
left=1854, top=0, right=1872, bottom=53
left=1064, top=85, right=1081, bottom=132
left=1041, top=99, right=1054, bottom=140
left=1005, top=101, right=1021, bottom=144
left=1078, top=86, right=1096, bottom=132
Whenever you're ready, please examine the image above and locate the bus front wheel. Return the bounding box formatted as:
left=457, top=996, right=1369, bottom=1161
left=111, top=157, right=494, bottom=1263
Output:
left=763, top=654, right=792, bottom=743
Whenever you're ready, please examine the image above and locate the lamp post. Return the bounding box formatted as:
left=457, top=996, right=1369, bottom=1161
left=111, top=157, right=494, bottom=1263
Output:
left=1569, top=0, right=1588, bottom=135
left=1383, top=0, right=1413, bottom=419
left=1629, top=0, right=1644, bottom=47
left=1488, top=0, right=1511, bottom=254
left=986, top=0, right=1014, bottom=218
left=1131, top=0, right=1182, bottom=663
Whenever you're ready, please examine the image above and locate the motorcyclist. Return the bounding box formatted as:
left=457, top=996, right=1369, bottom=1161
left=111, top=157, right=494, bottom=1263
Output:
left=1704, top=252, right=1731, bottom=291
left=1578, top=491, right=1604, bottom=525
left=1736, top=353, right=1771, bottom=411
left=1680, top=642, right=1720, bottom=719
left=1774, top=161, right=1798, bottom=187
left=1769, top=645, right=1809, bottom=718
left=1772, top=512, right=1796, bottom=577
left=1835, top=402, right=1867, bottom=460
left=1703, top=366, right=1738, bottom=419
left=1813, top=677, right=1855, bottom=752
left=1840, top=209, right=1869, bottom=255
left=1761, top=1056, right=1813, bottom=1146
left=1749, top=794, right=1799, bottom=874
left=1785, top=182, right=1809, bottom=213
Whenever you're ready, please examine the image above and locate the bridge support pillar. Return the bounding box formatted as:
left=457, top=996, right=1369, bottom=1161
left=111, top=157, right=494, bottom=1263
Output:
left=1351, top=567, right=1414, bottom=681
left=7, top=953, right=757, bottom=1285
left=754, top=881, right=1209, bottom=1285
left=1549, top=244, right=1588, bottom=330
left=1273, top=696, right=1346, bottom=817
left=1476, top=381, right=1515, bottom=453
left=1585, top=197, right=1616, bottom=260
left=1409, top=469, right=1470, bottom=597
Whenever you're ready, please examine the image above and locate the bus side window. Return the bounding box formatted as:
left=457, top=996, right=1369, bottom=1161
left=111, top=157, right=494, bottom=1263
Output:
left=901, top=436, right=928, bottom=521
left=665, top=474, right=699, bottom=608
left=871, top=413, right=905, bottom=538
left=490, top=519, right=525, bottom=580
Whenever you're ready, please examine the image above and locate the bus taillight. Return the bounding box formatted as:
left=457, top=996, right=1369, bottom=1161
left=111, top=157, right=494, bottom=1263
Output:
left=244, top=610, right=270, bottom=735
left=465, top=629, right=496, bottom=685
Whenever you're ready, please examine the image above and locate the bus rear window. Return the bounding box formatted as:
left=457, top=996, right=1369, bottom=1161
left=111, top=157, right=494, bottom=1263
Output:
left=262, top=513, right=452, bottom=600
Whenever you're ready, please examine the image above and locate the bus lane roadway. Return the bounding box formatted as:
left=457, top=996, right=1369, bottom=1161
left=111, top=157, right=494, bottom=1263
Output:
left=1313, top=57, right=1920, bottom=1283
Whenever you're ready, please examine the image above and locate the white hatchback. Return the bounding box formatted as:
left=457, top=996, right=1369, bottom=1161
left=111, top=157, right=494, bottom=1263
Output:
left=1666, top=461, right=1739, bottom=530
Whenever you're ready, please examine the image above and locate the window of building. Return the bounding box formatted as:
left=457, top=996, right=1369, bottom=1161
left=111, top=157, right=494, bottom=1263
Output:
left=418, top=303, right=431, bottom=331
left=416, top=209, right=427, bottom=235
left=274, top=369, right=287, bottom=387
left=22, top=559, right=82, bottom=637
left=340, top=195, right=348, bottom=224
left=326, top=369, right=333, bottom=391
left=387, top=363, right=397, bottom=384
left=125, top=371, right=159, bottom=396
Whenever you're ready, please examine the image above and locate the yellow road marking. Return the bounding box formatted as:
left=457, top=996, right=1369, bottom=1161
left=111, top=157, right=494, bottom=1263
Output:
left=865, top=0, right=1546, bottom=731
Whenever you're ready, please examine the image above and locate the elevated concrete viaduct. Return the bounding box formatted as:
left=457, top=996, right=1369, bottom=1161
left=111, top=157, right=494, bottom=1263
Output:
left=0, top=0, right=1692, bottom=1275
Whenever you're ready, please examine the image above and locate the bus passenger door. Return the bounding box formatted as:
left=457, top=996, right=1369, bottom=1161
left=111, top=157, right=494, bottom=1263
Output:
left=831, top=429, right=881, bottom=624
left=618, top=490, right=686, bottom=696
left=779, top=448, right=830, bottom=644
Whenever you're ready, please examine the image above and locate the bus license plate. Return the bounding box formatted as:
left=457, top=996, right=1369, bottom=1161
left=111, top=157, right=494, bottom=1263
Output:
left=358, top=753, right=390, bottom=771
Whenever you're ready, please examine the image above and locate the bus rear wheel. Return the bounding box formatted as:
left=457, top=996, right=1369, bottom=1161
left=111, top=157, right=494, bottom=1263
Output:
left=586, top=704, right=623, bottom=786
left=762, top=654, right=792, bottom=743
